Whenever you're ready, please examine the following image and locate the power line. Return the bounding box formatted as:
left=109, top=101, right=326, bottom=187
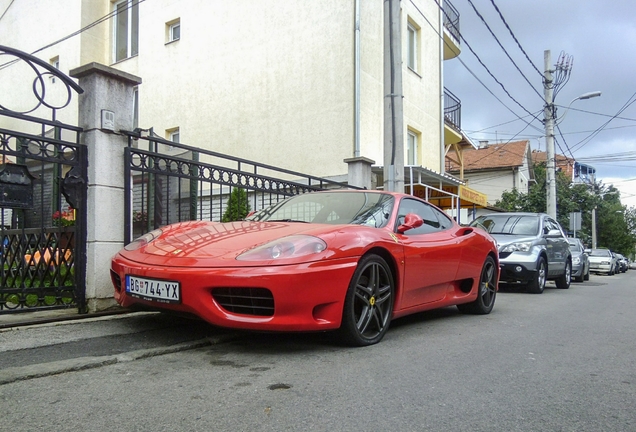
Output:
left=0, top=0, right=147, bottom=70
left=570, top=91, right=636, bottom=152
left=487, top=0, right=542, bottom=76
left=420, top=0, right=543, bottom=129
left=554, top=105, right=636, bottom=123
left=465, top=0, right=544, bottom=101
left=0, top=0, right=16, bottom=21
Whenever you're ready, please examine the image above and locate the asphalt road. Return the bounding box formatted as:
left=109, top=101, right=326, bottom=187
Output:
left=1, top=271, right=635, bottom=431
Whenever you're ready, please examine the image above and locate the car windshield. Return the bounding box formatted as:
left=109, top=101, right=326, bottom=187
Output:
left=589, top=249, right=611, bottom=257
left=470, top=215, right=539, bottom=236
left=246, top=191, right=394, bottom=228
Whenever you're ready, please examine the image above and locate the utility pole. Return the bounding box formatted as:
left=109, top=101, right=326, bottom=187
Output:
left=383, top=0, right=404, bottom=192
left=544, top=50, right=557, bottom=219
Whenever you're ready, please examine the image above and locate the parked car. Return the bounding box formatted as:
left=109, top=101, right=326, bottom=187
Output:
left=469, top=212, right=571, bottom=294
left=588, top=248, right=617, bottom=275
left=615, top=254, right=628, bottom=273
left=568, top=238, right=590, bottom=282
left=111, top=190, right=500, bottom=347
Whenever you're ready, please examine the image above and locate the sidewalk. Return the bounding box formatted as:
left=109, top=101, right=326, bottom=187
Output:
left=0, top=309, right=237, bottom=385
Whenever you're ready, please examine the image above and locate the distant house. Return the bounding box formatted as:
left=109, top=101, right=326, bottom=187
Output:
left=531, top=150, right=596, bottom=185
left=446, top=140, right=535, bottom=208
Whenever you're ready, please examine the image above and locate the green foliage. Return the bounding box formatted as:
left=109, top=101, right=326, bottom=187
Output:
left=495, top=161, right=636, bottom=258
left=222, top=188, right=251, bottom=222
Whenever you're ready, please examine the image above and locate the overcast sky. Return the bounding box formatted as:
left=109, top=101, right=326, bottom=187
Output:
left=443, top=0, right=636, bottom=207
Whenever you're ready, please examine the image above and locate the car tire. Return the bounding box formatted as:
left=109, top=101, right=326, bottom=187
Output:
left=526, top=257, right=547, bottom=294
left=457, top=255, right=497, bottom=314
left=338, top=254, right=394, bottom=347
left=584, top=266, right=590, bottom=281
left=574, top=271, right=584, bottom=283
left=555, top=260, right=571, bottom=289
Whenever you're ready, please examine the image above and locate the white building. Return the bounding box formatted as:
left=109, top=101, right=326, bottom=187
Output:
left=0, top=0, right=465, bottom=189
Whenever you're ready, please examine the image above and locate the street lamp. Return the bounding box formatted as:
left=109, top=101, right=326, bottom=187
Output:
left=556, top=91, right=602, bottom=125
left=544, top=81, right=601, bottom=219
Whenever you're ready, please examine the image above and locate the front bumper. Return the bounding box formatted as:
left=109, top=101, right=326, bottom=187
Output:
left=111, top=253, right=359, bottom=332
left=571, top=263, right=584, bottom=277
left=499, top=262, right=537, bottom=283
left=589, top=263, right=611, bottom=274
left=498, top=249, right=541, bottom=283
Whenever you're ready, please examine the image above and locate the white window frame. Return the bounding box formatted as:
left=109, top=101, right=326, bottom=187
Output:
left=407, top=21, right=418, bottom=71
left=168, top=20, right=180, bottom=42
left=113, top=0, right=139, bottom=62
left=49, top=56, right=59, bottom=83
left=407, top=130, right=419, bottom=166
left=169, top=128, right=180, bottom=143
left=132, top=87, right=139, bottom=130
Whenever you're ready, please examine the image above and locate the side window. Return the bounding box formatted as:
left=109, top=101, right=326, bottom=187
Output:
left=544, top=218, right=561, bottom=235
left=396, top=198, right=447, bottom=235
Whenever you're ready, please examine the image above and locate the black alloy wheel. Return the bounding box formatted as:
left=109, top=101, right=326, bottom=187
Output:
left=339, top=254, right=394, bottom=347
left=457, top=255, right=497, bottom=314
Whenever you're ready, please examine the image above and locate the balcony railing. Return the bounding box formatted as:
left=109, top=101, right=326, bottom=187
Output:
left=443, top=0, right=460, bottom=43
left=444, top=88, right=461, bottom=132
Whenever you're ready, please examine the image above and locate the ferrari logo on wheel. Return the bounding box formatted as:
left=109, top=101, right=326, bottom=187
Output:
left=369, top=296, right=376, bottom=306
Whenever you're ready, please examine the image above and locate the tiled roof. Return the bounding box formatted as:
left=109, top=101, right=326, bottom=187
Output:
left=447, top=140, right=530, bottom=173
left=531, top=150, right=575, bottom=179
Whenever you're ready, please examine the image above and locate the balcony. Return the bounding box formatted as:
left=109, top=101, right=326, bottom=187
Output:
left=444, top=88, right=462, bottom=145
left=443, top=0, right=461, bottom=59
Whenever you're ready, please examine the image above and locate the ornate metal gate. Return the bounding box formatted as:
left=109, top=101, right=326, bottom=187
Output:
left=0, top=45, right=87, bottom=314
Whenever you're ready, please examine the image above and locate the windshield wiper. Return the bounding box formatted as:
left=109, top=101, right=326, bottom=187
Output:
left=268, top=219, right=309, bottom=223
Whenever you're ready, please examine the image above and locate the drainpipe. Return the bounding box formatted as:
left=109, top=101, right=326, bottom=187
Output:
left=354, top=0, right=361, bottom=157
left=439, top=5, right=445, bottom=175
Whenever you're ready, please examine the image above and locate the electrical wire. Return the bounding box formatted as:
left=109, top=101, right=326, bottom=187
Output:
left=0, top=0, right=147, bottom=70
left=570, top=91, right=636, bottom=153
left=0, top=0, right=16, bottom=22
left=419, top=0, right=543, bottom=129
left=487, top=0, right=542, bottom=76
left=465, top=0, right=544, bottom=101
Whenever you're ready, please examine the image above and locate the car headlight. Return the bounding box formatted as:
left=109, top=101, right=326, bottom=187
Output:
left=236, top=235, right=327, bottom=261
left=573, top=256, right=581, bottom=265
left=124, top=229, right=163, bottom=251
left=500, top=241, right=532, bottom=253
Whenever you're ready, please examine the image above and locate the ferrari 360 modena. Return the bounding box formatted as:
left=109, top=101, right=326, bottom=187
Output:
left=111, top=190, right=499, bottom=346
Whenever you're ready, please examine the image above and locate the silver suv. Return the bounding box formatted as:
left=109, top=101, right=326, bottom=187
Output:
left=470, top=213, right=572, bottom=293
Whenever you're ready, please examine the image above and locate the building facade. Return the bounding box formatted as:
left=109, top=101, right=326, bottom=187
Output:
left=0, top=0, right=463, bottom=185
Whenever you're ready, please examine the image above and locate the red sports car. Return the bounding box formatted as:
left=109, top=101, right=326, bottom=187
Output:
left=111, top=190, right=499, bottom=346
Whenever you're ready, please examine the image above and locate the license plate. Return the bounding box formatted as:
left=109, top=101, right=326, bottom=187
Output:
left=126, top=275, right=181, bottom=304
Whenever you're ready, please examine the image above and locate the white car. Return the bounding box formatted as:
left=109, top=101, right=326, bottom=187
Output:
left=588, top=248, right=617, bottom=275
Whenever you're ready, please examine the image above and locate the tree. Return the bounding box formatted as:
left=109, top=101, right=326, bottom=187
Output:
left=222, top=188, right=251, bottom=222
left=495, top=162, right=636, bottom=256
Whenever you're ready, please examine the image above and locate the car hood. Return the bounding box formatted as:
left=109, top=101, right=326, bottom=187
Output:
left=118, top=220, right=367, bottom=266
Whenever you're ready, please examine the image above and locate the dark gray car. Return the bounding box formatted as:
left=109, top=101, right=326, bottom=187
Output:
left=568, top=238, right=590, bottom=282
left=470, top=213, right=572, bottom=293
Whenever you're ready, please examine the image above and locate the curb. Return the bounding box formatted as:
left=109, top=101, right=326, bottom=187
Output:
left=0, top=333, right=238, bottom=385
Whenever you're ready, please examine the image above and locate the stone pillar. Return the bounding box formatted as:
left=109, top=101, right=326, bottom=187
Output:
left=344, top=156, right=375, bottom=189
left=70, top=63, right=142, bottom=312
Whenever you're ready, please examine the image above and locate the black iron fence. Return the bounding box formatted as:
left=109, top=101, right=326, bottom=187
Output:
left=444, top=87, right=461, bottom=132
left=443, top=0, right=460, bottom=42
left=123, top=130, right=359, bottom=243
left=0, top=45, right=87, bottom=314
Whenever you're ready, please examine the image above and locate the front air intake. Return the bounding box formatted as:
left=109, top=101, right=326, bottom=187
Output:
left=212, top=287, right=274, bottom=317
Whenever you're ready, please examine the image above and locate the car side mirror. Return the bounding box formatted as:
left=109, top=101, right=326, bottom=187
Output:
left=546, top=229, right=562, bottom=238
left=397, top=213, right=423, bottom=234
